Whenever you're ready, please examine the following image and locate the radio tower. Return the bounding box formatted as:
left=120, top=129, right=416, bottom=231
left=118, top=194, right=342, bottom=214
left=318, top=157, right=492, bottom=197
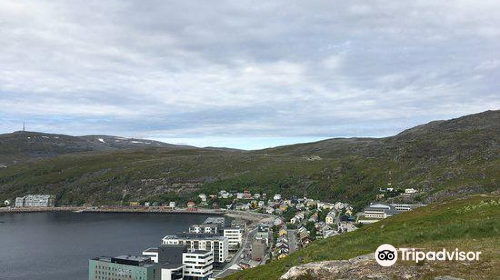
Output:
left=23, top=122, right=25, bottom=132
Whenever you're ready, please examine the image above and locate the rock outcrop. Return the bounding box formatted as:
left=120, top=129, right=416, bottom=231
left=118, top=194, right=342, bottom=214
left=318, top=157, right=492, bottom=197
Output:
left=280, top=254, right=465, bottom=280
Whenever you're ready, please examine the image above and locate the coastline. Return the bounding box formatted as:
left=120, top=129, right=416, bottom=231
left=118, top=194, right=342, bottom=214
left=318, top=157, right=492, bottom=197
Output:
left=0, top=206, right=275, bottom=223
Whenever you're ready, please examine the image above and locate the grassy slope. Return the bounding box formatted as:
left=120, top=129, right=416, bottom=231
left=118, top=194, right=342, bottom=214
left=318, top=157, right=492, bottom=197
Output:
left=224, top=194, right=500, bottom=280
left=0, top=111, right=498, bottom=206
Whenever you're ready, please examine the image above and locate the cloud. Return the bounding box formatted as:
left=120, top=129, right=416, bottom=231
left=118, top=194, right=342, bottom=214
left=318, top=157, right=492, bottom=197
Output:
left=0, top=0, right=499, bottom=148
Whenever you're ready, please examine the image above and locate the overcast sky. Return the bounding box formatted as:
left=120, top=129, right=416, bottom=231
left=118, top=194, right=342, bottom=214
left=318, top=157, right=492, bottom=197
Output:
left=0, top=0, right=499, bottom=149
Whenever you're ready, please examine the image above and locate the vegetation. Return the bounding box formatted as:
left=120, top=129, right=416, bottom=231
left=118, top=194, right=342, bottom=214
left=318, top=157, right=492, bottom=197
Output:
left=0, top=110, right=498, bottom=208
left=223, top=194, right=500, bottom=280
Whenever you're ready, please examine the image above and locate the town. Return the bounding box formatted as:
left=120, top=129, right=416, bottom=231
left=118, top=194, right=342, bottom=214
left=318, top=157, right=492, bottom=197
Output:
left=3, top=187, right=425, bottom=280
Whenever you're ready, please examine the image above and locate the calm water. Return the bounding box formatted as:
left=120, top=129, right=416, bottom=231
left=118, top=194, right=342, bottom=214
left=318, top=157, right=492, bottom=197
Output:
left=0, top=212, right=215, bottom=280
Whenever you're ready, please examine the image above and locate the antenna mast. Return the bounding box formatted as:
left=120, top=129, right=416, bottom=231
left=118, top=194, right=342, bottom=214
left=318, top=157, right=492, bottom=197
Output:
left=23, top=122, right=25, bottom=132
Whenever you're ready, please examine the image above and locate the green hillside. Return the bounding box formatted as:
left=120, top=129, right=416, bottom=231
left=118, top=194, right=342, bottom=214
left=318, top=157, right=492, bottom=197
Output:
left=224, top=194, right=500, bottom=280
left=0, top=110, right=498, bottom=207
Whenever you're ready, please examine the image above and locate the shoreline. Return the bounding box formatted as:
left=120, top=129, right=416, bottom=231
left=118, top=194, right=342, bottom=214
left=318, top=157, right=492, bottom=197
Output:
left=0, top=206, right=275, bottom=223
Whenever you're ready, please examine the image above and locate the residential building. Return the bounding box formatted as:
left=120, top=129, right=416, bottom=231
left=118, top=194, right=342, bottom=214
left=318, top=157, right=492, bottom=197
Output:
left=169, top=202, right=176, bottom=208
left=89, top=255, right=160, bottom=280
left=183, top=250, right=214, bottom=280
left=273, top=194, right=282, bottom=201
left=198, top=193, right=207, bottom=202
left=187, top=202, right=196, bottom=209
left=223, top=228, right=243, bottom=251
left=15, top=195, right=55, bottom=207
left=162, top=233, right=228, bottom=264
left=405, top=188, right=418, bottom=194
left=325, top=211, right=336, bottom=225
left=189, top=224, right=219, bottom=234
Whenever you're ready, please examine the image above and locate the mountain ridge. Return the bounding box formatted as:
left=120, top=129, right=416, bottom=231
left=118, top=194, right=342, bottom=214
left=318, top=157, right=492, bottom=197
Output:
left=0, top=110, right=498, bottom=207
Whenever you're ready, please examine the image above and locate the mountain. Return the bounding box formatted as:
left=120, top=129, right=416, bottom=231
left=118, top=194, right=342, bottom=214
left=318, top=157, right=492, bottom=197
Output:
left=0, top=110, right=498, bottom=206
left=223, top=194, right=500, bottom=280
left=0, top=131, right=195, bottom=165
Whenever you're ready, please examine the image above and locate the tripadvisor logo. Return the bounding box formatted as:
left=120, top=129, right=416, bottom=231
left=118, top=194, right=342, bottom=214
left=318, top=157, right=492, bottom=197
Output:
left=375, top=244, right=482, bottom=266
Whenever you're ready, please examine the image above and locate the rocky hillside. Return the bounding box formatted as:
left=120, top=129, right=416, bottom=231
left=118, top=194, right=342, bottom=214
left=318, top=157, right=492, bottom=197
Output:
left=223, top=194, right=500, bottom=280
left=0, top=131, right=194, bottom=165
left=0, top=110, right=498, bottom=206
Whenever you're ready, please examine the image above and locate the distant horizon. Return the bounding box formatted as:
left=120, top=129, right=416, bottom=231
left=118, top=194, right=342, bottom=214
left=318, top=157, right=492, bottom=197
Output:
left=5, top=109, right=497, bottom=150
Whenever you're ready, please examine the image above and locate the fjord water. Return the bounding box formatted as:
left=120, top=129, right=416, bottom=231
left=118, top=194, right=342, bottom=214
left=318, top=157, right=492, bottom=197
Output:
left=0, top=212, right=214, bottom=280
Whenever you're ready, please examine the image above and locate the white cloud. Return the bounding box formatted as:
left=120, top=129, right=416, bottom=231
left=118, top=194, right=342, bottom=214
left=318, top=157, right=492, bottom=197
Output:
left=0, top=0, right=499, bottom=148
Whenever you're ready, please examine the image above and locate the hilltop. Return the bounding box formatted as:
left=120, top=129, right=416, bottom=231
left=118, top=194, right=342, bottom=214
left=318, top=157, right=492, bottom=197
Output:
left=0, top=131, right=194, bottom=165
left=0, top=110, right=498, bottom=207
left=223, top=194, right=500, bottom=280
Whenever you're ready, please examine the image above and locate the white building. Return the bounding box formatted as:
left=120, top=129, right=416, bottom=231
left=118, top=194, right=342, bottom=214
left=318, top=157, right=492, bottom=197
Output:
left=391, top=203, right=425, bottom=211
left=189, top=224, right=219, bottom=234
left=169, top=201, right=176, bottom=208
left=15, top=195, right=55, bottom=207
left=405, top=188, right=418, bottom=194
left=273, top=194, right=282, bottom=201
left=198, top=193, right=207, bottom=202
left=162, top=234, right=228, bottom=264
left=325, top=211, right=336, bottom=225
left=183, top=250, right=214, bottom=280
left=223, top=228, right=243, bottom=251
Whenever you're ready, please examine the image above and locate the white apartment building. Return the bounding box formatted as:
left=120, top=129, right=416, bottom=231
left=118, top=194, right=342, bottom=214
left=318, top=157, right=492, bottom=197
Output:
left=15, top=195, right=55, bottom=207
left=391, top=203, right=425, bottom=211
left=223, top=228, right=243, bottom=251
left=183, top=250, right=213, bottom=280
left=189, top=224, right=219, bottom=234
left=162, top=234, right=228, bottom=264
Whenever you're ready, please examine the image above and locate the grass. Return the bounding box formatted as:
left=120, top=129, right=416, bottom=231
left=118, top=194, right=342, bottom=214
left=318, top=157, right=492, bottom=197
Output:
left=223, top=194, right=500, bottom=280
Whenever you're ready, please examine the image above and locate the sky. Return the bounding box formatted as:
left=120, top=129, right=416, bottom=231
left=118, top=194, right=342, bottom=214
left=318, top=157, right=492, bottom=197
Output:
left=0, top=0, right=499, bottom=150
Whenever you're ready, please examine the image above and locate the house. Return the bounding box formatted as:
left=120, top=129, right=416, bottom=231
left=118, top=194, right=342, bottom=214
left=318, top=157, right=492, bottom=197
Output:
left=198, top=193, right=207, bottom=202
left=278, top=229, right=288, bottom=237
left=308, top=213, right=318, bottom=223
left=236, top=193, right=244, bottom=199
left=254, top=193, right=261, bottom=199
left=273, top=217, right=284, bottom=226
left=273, top=194, right=282, bottom=201
left=405, top=188, right=418, bottom=194
left=317, top=202, right=335, bottom=210
left=186, top=201, right=196, bottom=209
left=290, top=212, right=304, bottom=224
left=219, top=190, right=230, bottom=199
left=279, top=204, right=289, bottom=211
left=325, top=211, right=336, bottom=225
left=244, top=190, right=252, bottom=199
left=266, top=207, right=275, bottom=214
left=258, top=201, right=265, bottom=208
left=169, top=201, right=176, bottom=208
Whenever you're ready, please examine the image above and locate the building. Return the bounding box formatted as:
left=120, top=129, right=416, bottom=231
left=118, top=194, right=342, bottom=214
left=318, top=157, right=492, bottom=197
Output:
left=198, top=193, right=207, bottom=202
left=183, top=250, right=214, bottom=280
left=89, top=255, right=160, bottom=280
left=189, top=224, right=219, bottom=234
left=391, top=203, right=425, bottom=211
left=223, top=228, right=243, bottom=251
left=162, top=233, right=228, bottom=264
left=15, top=195, right=55, bottom=207
left=357, top=202, right=401, bottom=224
left=142, top=245, right=188, bottom=280
left=273, top=194, right=282, bottom=201
left=405, top=188, right=418, bottom=194
left=325, top=211, right=336, bottom=225
left=187, top=202, right=196, bottom=209
left=169, top=202, right=176, bottom=208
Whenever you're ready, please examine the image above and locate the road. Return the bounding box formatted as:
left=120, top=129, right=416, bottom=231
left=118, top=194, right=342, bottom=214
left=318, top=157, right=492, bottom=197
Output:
left=214, top=227, right=258, bottom=278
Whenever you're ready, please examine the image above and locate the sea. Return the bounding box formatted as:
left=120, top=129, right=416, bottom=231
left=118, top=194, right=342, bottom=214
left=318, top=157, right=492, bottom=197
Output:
left=0, top=211, right=216, bottom=280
